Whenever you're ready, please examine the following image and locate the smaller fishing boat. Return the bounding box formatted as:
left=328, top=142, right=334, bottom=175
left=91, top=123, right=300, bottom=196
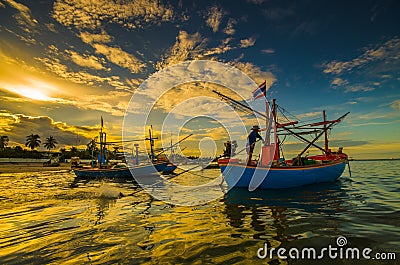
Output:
left=130, top=162, right=168, bottom=176
left=128, top=126, right=169, bottom=176
left=73, top=166, right=131, bottom=178
left=214, top=88, right=350, bottom=190
left=73, top=119, right=167, bottom=179
left=153, top=133, right=192, bottom=174
left=161, top=163, right=178, bottom=174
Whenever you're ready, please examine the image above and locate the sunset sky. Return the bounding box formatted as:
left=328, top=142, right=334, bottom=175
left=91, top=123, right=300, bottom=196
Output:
left=1, top=0, right=399, bottom=159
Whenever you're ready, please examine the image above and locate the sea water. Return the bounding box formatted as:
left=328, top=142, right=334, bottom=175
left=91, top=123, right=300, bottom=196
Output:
left=0, top=161, right=398, bottom=264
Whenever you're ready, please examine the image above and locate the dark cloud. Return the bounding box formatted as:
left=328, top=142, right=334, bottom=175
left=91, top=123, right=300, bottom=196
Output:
left=2, top=113, right=91, bottom=148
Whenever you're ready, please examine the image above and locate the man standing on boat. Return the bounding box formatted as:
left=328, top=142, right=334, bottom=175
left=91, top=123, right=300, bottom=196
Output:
left=246, top=125, right=264, bottom=163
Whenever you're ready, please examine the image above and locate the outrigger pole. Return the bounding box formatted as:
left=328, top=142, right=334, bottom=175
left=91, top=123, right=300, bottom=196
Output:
left=324, top=110, right=329, bottom=153
left=212, top=90, right=267, bottom=119
left=97, top=139, right=145, bottom=145
left=154, top=133, right=193, bottom=156
left=297, top=111, right=350, bottom=157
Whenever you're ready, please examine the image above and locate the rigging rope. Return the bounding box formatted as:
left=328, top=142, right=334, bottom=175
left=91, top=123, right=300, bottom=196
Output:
left=277, top=105, right=302, bottom=123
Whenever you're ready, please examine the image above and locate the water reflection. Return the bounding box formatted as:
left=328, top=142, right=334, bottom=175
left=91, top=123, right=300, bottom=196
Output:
left=224, top=181, right=350, bottom=212
left=223, top=181, right=352, bottom=252
left=0, top=163, right=398, bottom=264
left=70, top=175, right=135, bottom=188
left=94, top=197, right=116, bottom=225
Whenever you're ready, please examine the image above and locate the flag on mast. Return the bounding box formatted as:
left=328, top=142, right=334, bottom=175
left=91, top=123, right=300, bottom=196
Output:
left=252, top=81, right=267, bottom=100
left=101, top=116, right=103, bottom=128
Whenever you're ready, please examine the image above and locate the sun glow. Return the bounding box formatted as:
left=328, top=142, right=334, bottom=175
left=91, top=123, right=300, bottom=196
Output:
left=1, top=79, right=58, bottom=101
left=15, top=87, right=53, bottom=101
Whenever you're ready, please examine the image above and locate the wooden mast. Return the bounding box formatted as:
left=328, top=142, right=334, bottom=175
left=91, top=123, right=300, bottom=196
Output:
left=104, top=131, right=107, bottom=167
left=272, top=99, right=280, bottom=161
left=264, top=83, right=270, bottom=146
left=323, top=110, right=329, bottom=153
left=149, top=126, right=155, bottom=161
left=99, top=116, right=103, bottom=167
left=98, top=116, right=107, bottom=168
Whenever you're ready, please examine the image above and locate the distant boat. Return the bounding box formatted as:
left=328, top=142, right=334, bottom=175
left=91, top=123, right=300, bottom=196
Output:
left=153, top=133, right=192, bottom=174
left=130, top=162, right=168, bottom=176
left=74, top=162, right=168, bottom=178
left=73, top=119, right=167, bottom=179
left=160, top=163, right=177, bottom=174
left=214, top=89, right=350, bottom=189
left=73, top=166, right=131, bottom=178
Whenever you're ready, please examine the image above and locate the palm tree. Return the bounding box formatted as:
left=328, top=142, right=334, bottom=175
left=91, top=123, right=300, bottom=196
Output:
left=0, top=136, right=9, bottom=150
left=25, top=134, right=41, bottom=150
left=70, top=146, right=78, bottom=157
left=44, top=136, right=57, bottom=152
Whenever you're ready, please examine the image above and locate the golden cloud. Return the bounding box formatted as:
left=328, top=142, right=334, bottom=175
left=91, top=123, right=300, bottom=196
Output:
left=92, top=43, right=145, bottom=74
left=3, top=0, right=37, bottom=28
left=323, top=37, right=400, bottom=75
left=239, top=37, right=257, bottom=48
left=390, top=99, right=400, bottom=111
left=205, top=6, right=224, bottom=33
left=52, top=0, right=174, bottom=30
left=230, top=61, right=276, bottom=86
left=67, top=50, right=106, bottom=70
left=223, top=18, right=237, bottom=35
left=79, top=31, right=113, bottom=44
left=156, top=31, right=205, bottom=70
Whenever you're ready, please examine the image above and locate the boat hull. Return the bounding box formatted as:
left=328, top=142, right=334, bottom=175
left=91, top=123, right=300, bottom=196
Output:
left=73, top=162, right=169, bottom=178
left=130, top=162, right=168, bottom=177
left=219, top=160, right=346, bottom=189
left=73, top=167, right=132, bottom=178
left=162, top=163, right=177, bottom=174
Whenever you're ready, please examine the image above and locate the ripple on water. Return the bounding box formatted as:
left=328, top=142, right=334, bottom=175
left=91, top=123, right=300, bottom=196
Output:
left=0, top=161, right=399, bottom=264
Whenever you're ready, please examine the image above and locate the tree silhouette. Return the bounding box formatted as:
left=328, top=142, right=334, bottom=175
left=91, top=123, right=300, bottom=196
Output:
left=14, top=145, right=23, bottom=152
left=70, top=146, right=78, bottom=157
left=44, top=136, right=57, bottom=152
left=0, top=136, right=9, bottom=150
left=25, top=134, right=41, bottom=150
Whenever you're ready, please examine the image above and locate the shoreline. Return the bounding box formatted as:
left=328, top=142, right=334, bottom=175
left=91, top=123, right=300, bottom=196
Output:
left=0, top=162, right=72, bottom=174
left=349, top=158, right=400, bottom=161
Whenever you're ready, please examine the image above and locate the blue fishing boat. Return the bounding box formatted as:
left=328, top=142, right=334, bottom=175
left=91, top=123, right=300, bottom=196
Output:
left=214, top=89, right=350, bottom=190
left=130, top=162, right=168, bottom=176
left=218, top=159, right=346, bottom=189
left=129, top=126, right=169, bottom=176
left=73, top=167, right=132, bottom=178
left=162, top=163, right=177, bottom=174
left=154, top=133, right=192, bottom=175
left=73, top=162, right=168, bottom=178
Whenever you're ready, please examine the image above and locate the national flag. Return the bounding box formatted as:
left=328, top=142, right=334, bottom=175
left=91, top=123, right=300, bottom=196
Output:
left=252, top=81, right=267, bottom=100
